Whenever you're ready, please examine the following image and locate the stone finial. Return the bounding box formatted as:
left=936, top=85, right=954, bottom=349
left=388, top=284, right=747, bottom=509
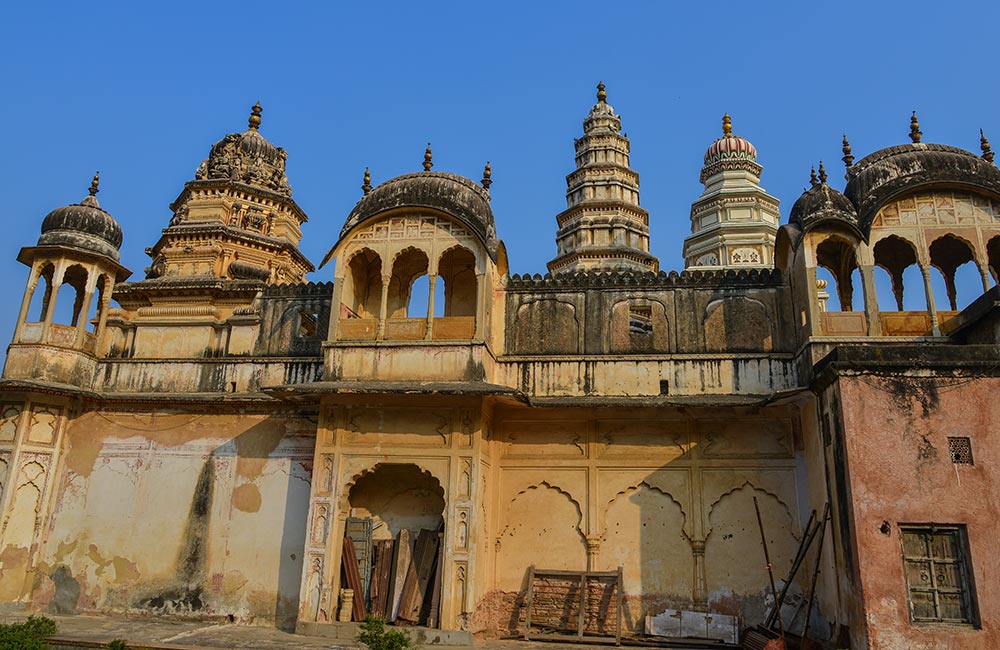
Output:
left=362, top=167, right=372, bottom=194
left=481, top=161, right=492, bottom=190
left=89, top=171, right=100, bottom=196
left=722, top=113, right=733, bottom=137
left=809, top=166, right=818, bottom=187
left=909, top=111, right=922, bottom=143
left=597, top=81, right=607, bottom=103
left=423, top=143, right=433, bottom=172
left=249, top=102, right=263, bottom=130
left=981, top=129, right=995, bottom=164
left=818, top=161, right=828, bottom=184
left=842, top=133, right=855, bottom=168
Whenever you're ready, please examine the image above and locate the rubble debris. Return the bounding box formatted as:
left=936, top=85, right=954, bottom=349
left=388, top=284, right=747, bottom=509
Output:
left=645, top=608, right=738, bottom=644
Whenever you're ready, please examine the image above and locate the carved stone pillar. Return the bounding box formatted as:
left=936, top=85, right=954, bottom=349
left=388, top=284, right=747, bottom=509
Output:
left=425, top=274, right=437, bottom=340
left=377, top=274, right=390, bottom=340
left=327, top=277, right=344, bottom=342
left=93, top=281, right=113, bottom=348
left=13, top=270, right=40, bottom=341
left=859, top=264, right=880, bottom=336
left=41, top=260, right=67, bottom=343
left=474, top=272, right=486, bottom=340
left=691, top=539, right=707, bottom=607
left=920, top=264, right=941, bottom=336
left=585, top=536, right=601, bottom=571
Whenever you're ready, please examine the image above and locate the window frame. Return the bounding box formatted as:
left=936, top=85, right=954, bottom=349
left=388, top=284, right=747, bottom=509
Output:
left=899, top=524, right=980, bottom=628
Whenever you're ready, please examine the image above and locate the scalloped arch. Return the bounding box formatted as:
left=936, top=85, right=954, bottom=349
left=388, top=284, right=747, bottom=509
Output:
left=498, top=480, right=584, bottom=541
left=340, top=460, right=446, bottom=511
left=704, top=480, right=797, bottom=542
left=599, top=481, right=690, bottom=542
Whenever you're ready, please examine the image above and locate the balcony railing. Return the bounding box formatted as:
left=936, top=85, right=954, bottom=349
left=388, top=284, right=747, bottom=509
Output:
left=337, top=316, right=475, bottom=341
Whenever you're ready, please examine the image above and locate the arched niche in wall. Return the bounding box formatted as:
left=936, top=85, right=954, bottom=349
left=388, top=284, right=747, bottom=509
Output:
left=703, top=296, right=773, bottom=352
left=511, top=299, right=579, bottom=354
left=608, top=299, right=669, bottom=354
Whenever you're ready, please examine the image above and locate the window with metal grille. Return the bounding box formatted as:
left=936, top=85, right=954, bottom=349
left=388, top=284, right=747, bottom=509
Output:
left=948, top=437, right=973, bottom=465
left=900, top=525, right=979, bottom=626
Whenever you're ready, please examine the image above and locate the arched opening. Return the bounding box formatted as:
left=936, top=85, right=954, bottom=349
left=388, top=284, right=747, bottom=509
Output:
left=814, top=236, right=867, bottom=336
left=383, top=248, right=429, bottom=339
left=51, top=265, right=89, bottom=327
left=815, top=237, right=859, bottom=311
left=346, top=464, right=445, bottom=626
left=873, top=236, right=919, bottom=311
left=988, top=236, right=1000, bottom=286
left=26, top=263, right=55, bottom=323
left=388, top=248, right=429, bottom=318
left=344, top=249, right=383, bottom=319
left=438, top=247, right=477, bottom=317
left=929, top=235, right=980, bottom=311
left=87, top=275, right=108, bottom=334
left=409, top=276, right=431, bottom=318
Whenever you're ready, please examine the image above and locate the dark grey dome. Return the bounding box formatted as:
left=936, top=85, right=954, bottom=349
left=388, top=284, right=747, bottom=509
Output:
left=39, top=184, right=123, bottom=262
left=339, top=171, right=495, bottom=243
left=845, top=143, right=1000, bottom=230
left=789, top=181, right=860, bottom=236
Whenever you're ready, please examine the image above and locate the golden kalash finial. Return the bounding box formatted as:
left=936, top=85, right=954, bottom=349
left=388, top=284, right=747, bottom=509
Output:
left=818, top=161, right=828, bottom=184
left=809, top=166, right=818, bottom=187
left=362, top=167, right=372, bottom=194
left=249, top=102, right=263, bottom=130
left=980, top=129, right=995, bottom=164
left=423, top=143, right=433, bottom=172
left=909, top=111, right=922, bottom=143
left=597, top=81, right=607, bottom=103
left=842, top=133, right=855, bottom=168
left=89, top=171, right=100, bottom=196
left=481, top=161, right=492, bottom=190
left=722, top=113, right=733, bottom=137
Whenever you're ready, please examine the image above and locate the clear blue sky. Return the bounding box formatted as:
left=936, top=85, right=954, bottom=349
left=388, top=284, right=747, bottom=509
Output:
left=2, top=1, right=998, bottom=354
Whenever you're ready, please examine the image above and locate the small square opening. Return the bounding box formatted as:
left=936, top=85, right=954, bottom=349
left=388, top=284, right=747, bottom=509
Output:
left=629, top=306, right=653, bottom=335
left=948, top=437, right=973, bottom=465
left=298, top=309, right=319, bottom=337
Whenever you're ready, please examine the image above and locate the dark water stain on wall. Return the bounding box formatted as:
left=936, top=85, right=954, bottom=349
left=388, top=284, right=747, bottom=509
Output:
left=135, top=457, right=214, bottom=613
left=47, top=565, right=81, bottom=615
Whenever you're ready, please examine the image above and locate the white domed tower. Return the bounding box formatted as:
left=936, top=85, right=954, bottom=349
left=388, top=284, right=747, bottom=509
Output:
left=6, top=173, right=131, bottom=383
left=548, top=83, right=658, bottom=274
left=683, top=114, right=780, bottom=269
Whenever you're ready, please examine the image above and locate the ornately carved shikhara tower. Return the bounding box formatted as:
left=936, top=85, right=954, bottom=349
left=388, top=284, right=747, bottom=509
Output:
left=548, top=83, right=659, bottom=274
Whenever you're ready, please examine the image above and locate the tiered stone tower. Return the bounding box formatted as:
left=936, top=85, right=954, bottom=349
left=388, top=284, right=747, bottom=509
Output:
left=144, top=102, right=313, bottom=283
left=683, top=114, right=780, bottom=269
left=548, top=83, right=658, bottom=274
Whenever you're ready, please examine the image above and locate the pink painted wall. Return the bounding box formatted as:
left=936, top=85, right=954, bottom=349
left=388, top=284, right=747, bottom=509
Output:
left=838, top=376, right=1000, bottom=650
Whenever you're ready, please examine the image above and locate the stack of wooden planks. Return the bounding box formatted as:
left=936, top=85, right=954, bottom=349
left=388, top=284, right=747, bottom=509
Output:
left=346, top=524, right=443, bottom=627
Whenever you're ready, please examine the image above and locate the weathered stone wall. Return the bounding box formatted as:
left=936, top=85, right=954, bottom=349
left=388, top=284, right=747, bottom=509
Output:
left=0, top=405, right=315, bottom=629
left=475, top=403, right=823, bottom=635
left=504, top=270, right=792, bottom=357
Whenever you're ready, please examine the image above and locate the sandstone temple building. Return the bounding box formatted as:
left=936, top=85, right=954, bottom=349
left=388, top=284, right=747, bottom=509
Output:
left=1, top=89, right=999, bottom=650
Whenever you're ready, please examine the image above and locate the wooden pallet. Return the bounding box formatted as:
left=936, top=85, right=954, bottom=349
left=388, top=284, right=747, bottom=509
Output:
left=523, top=566, right=623, bottom=646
